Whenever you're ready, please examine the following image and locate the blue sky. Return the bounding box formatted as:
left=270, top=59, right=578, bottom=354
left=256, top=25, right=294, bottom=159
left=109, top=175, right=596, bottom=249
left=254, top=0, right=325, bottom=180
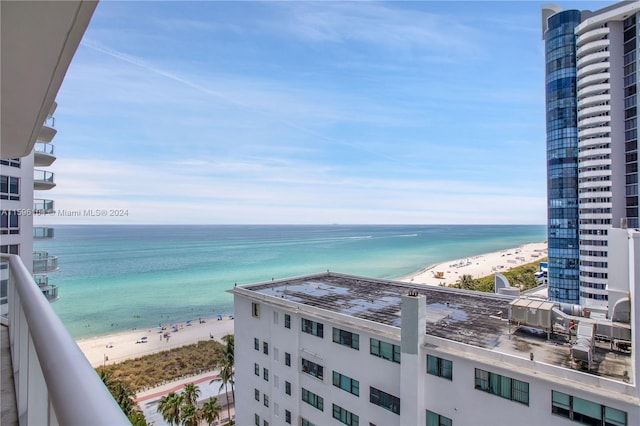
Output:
left=43, top=0, right=616, bottom=225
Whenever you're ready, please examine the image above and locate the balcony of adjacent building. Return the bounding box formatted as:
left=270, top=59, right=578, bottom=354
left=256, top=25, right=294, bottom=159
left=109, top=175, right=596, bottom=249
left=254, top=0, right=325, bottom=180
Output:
left=32, top=274, right=59, bottom=302
left=34, top=142, right=56, bottom=167
left=33, top=199, right=55, bottom=215
left=33, top=169, right=55, bottom=190
left=37, top=116, right=57, bottom=143
left=576, top=27, right=609, bottom=46
left=33, top=227, right=55, bottom=239
left=0, top=254, right=129, bottom=425
left=576, top=39, right=609, bottom=58
left=32, top=251, right=58, bottom=273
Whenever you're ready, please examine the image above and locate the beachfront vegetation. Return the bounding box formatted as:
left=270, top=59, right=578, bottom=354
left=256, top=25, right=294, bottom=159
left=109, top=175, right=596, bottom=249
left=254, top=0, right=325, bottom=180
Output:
left=96, top=339, right=224, bottom=391
left=449, top=258, right=548, bottom=293
left=98, top=369, right=147, bottom=425
left=157, top=383, right=222, bottom=426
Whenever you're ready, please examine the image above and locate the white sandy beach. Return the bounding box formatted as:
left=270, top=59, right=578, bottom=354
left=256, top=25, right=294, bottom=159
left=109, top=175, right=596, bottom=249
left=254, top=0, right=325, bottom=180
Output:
left=400, top=242, right=547, bottom=287
left=77, top=315, right=234, bottom=367
left=77, top=242, right=546, bottom=366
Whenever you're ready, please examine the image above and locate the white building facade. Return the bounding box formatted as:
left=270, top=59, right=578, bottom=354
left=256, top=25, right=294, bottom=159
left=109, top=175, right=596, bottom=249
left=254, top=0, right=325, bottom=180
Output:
left=232, top=271, right=638, bottom=426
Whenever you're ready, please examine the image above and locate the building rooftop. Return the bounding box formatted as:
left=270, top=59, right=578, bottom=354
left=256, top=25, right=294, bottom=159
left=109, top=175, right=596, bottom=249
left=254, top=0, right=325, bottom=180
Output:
left=244, top=272, right=633, bottom=385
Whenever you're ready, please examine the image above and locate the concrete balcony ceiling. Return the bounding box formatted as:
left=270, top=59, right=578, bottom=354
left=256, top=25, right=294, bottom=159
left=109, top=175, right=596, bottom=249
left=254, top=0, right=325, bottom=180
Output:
left=577, top=62, right=609, bottom=79
left=0, top=1, right=97, bottom=158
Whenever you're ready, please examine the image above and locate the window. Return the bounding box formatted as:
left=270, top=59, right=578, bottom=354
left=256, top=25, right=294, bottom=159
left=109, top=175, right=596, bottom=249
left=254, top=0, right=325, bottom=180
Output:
left=301, top=318, right=323, bottom=337
left=0, top=245, right=19, bottom=255
left=263, top=341, right=269, bottom=355
left=263, top=421, right=268, bottom=426
left=427, top=355, right=452, bottom=380
left=333, top=371, right=359, bottom=396
left=0, top=176, right=19, bottom=200
left=333, top=328, right=359, bottom=350
left=285, top=409, right=291, bottom=424
left=254, top=363, right=259, bottom=376
left=254, top=388, right=260, bottom=401
left=552, top=390, right=627, bottom=426
left=255, top=414, right=260, bottom=426
left=301, top=418, right=315, bottom=426
left=474, top=369, right=529, bottom=405
left=302, top=358, right=324, bottom=380
left=285, top=352, right=291, bottom=366
left=0, top=212, right=19, bottom=235
left=0, top=158, right=20, bottom=167
left=426, top=410, right=452, bottom=426
left=285, top=381, right=291, bottom=396
left=301, top=388, right=324, bottom=411
left=263, top=368, right=269, bottom=382
left=252, top=302, right=260, bottom=317
left=369, top=387, right=400, bottom=415
left=333, top=404, right=359, bottom=426
left=263, top=394, right=269, bottom=408
left=370, top=339, right=401, bottom=363
left=254, top=338, right=260, bottom=350
left=284, top=313, right=291, bottom=329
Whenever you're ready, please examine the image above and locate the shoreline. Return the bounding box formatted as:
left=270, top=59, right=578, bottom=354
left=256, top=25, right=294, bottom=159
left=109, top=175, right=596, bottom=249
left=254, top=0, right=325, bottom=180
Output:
left=399, top=241, right=547, bottom=286
left=77, top=314, right=234, bottom=367
left=77, top=241, right=547, bottom=366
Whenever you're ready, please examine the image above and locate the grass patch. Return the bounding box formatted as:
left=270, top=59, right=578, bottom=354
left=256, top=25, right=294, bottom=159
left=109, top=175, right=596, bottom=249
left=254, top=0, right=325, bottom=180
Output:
left=96, top=339, right=225, bottom=392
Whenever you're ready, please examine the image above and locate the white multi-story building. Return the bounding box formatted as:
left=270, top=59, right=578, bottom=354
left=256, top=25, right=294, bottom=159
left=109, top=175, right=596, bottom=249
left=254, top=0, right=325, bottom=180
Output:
left=232, top=258, right=638, bottom=426
left=1, top=102, right=60, bottom=312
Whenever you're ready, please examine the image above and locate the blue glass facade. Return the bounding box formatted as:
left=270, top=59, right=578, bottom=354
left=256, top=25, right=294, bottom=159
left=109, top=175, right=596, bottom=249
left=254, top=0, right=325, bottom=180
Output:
left=544, top=10, right=581, bottom=304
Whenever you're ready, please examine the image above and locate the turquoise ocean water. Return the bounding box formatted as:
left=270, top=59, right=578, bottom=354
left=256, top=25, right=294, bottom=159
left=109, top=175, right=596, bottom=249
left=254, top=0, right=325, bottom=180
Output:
left=35, top=225, right=546, bottom=339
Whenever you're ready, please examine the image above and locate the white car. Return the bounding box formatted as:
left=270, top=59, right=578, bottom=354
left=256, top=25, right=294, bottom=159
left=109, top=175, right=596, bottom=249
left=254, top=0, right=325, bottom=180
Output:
left=136, top=336, right=148, bottom=344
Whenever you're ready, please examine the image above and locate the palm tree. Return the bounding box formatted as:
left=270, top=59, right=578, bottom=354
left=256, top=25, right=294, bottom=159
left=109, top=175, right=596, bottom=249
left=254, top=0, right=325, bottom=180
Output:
left=180, top=403, right=200, bottom=426
left=158, top=392, right=183, bottom=426
left=458, top=274, right=476, bottom=290
left=221, top=334, right=235, bottom=404
left=201, top=397, right=222, bottom=426
left=217, top=363, right=233, bottom=423
left=182, top=383, right=201, bottom=408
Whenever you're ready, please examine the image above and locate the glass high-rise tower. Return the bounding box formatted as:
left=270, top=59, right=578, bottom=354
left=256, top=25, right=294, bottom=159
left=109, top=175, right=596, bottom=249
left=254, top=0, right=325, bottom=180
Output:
left=543, top=1, right=639, bottom=309
left=543, top=7, right=582, bottom=304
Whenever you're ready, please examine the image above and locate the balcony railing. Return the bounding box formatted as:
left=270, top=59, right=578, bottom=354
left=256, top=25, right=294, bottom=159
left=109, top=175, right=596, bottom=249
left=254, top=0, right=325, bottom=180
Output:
left=33, top=227, right=55, bottom=239
left=34, top=170, right=56, bottom=190
left=34, top=142, right=54, bottom=155
left=2, top=254, right=128, bottom=425
left=32, top=251, right=58, bottom=273
left=33, top=199, right=55, bottom=214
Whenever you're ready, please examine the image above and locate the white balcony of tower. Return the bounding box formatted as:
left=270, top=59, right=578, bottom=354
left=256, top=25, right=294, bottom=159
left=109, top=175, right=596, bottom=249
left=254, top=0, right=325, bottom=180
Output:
left=33, top=274, right=59, bottom=302
left=33, top=227, right=54, bottom=239
left=576, top=61, right=609, bottom=79
left=577, top=50, right=610, bottom=68
left=32, top=251, right=58, bottom=273
left=576, top=27, right=609, bottom=46
left=33, top=199, right=55, bottom=214
left=576, top=39, right=609, bottom=58
left=33, top=169, right=55, bottom=190
left=577, top=72, right=610, bottom=90
left=34, top=142, right=56, bottom=166
left=578, top=93, right=610, bottom=109
left=577, top=83, right=610, bottom=100
left=577, top=103, right=610, bottom=120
